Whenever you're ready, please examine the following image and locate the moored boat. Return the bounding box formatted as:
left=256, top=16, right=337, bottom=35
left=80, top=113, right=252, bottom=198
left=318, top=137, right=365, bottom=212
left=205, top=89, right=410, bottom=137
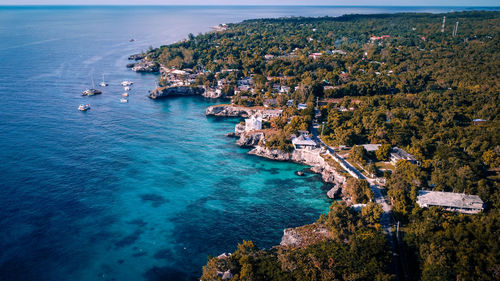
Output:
left=121, top=81, right=133, bottom=86
left=122, top=93, right=129, bottom=97
left=82, top=89, right=102, bottom=96
left=78, top=104, right=90, bottom=111
left=99, top=74, right=108, bottom=87
left=120, top=98, right=128, bottom=103
left=124, top=86, right=131, bottom=91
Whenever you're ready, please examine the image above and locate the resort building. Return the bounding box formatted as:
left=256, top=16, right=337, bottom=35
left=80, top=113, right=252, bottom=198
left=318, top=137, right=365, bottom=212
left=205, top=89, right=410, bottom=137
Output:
left=390, top=147, right=418, bottom=165
left=262, top=109, right=283, bottom=119
left=416, top=190, right=484, bottom=214
left=291, top=134, right=317, bottom=150
left=245, top=116, right=262, bottom=132
left=297, top=103, right=307, bottom=110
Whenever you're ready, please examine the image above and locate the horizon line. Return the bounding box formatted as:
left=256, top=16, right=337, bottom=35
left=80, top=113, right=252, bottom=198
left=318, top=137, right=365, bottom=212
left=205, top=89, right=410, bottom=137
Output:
left=1, top=4, right=499, bottom=7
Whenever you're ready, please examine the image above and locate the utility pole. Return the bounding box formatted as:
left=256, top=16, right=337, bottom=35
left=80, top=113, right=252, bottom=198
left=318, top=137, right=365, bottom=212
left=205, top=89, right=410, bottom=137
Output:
left=441, top=16, right=446, bottom=33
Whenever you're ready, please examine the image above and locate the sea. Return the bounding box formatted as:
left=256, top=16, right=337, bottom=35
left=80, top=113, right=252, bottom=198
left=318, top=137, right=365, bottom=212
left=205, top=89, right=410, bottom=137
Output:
left=0, top=5, right=496, bottom=281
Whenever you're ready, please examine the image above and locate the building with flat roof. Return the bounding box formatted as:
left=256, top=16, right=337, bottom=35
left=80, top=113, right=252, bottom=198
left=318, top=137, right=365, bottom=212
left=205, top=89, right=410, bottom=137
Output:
left=390, top=147, right=417, bottom=165
left=361, top=144, right=382, bottom=152
left=262, top=109, right=282, bottom=119
left=416, top=190, right=484, bottom=214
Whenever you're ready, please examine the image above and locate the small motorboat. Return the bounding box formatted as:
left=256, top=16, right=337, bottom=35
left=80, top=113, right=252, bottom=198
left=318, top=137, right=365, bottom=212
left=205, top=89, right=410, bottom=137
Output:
left=130, top=39, right=135, bottom=42
left=124, top=86, right=131, bottom=91
left=121, top=81, right=133, bottom=86
left=82, top=89, right=102, bottom=96
left=78, top=104, right=90, bottom=111
left=120, top=98, right=128, bottom=103
left=122, top=93, right=129, bottom=97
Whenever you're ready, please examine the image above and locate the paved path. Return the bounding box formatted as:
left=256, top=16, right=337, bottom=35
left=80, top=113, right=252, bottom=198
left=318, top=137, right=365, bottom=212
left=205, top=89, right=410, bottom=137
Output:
left=311, top=125, right=399, bottom=279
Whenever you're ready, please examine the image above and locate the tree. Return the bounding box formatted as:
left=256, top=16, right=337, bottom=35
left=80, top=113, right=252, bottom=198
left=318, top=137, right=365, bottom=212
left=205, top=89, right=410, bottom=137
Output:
left=376, top=144, right=392, bottom=161
left=343, top=178, right=372, bottom=204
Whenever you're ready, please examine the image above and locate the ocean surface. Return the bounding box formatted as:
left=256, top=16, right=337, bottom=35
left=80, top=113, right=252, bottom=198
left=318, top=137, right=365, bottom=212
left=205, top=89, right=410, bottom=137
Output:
left=0, top=5, right=496, bottom=281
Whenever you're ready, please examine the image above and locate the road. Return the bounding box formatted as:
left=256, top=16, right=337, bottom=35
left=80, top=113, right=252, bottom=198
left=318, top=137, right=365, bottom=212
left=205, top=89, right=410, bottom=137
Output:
left=311, top=125, right=399, bottom=279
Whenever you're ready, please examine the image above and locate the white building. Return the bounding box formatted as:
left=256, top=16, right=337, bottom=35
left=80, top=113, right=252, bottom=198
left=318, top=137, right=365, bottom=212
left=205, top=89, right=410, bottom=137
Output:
left=361, top=144, right=382, bottom=152
left=297, top=103, right=307, bottom=110
left=262, top=109, right=282, bottom=119
left=291, top=134, right=317, bottom=150
left=245, top=116, right=262, bottom=132
left=416, top=190, right=484, bottom=214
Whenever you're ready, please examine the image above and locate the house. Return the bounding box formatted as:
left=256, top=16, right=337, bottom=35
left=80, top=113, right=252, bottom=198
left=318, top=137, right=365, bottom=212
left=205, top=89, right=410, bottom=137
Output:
left=370, top=35, right=390, bottom=42
left=264, top=99, right=277, bottom=108
left=245, top=116, right=262, bottom=132
left=217, top=79, right=227, bottom=87
left=472, top=119, right=487, bottom=125
left=331, top=49, right=346, bottom=55
left=262, top=109, right=282, bottom=119
left=297, top=103, right=307, bottom=110
left=237, top=78, right=252, bottom=86
left=361, top=144, right=382, bottom=152
left=286, top=99, right=294, bottom=107
left=279, top=86, right=290, bottom=94
left=390, top=147, right=417, bottom=165
left=291, top=134, right=317, bottom=150
left=309, top=53, right=322, bottom=60
left=416, top=190, right=484, bottom=214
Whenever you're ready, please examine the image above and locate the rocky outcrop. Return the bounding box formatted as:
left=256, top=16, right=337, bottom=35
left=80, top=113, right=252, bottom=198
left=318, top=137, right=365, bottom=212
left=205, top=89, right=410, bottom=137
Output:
left=132, top=60, right=159, bottom=72
left=206, top=105, right=260, bottom=117
left=249, top=146, right=346, bottom=185
left=128, top=53, right=145, bottom=60
left=149, top=86, right=204, bottom=99
left=327, top=184, right=342, bottom=199
left=234, top=123, right=245, bottom=136
left=236, top=131, right=264, bottom=147
left=280, top=223, right=332, bottom=248
left=248, top=145, right=291, bottom=161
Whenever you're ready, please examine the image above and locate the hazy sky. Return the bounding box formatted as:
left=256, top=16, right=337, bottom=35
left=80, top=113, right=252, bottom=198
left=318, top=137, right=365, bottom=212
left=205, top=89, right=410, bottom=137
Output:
left=0, top=0, right=498, bottom=6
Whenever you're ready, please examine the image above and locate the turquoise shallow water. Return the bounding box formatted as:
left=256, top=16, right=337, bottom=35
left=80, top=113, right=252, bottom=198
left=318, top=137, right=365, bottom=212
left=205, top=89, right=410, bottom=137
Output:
left=0, top=5, right=496, bottom=281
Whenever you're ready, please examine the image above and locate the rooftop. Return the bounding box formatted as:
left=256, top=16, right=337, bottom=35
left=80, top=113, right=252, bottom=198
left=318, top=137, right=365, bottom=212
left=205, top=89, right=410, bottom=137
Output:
left=292, top=135, right=317, bottom=147
left=390, top=147, right=416, bottom=161
left=417, top=190, right=484, bottom=213
left=361, top=144, right=382, bottom=152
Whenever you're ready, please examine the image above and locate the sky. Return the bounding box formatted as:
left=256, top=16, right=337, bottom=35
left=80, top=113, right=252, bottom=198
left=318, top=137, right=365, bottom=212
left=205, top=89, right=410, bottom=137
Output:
left=0, top=0, right=498, bottom=6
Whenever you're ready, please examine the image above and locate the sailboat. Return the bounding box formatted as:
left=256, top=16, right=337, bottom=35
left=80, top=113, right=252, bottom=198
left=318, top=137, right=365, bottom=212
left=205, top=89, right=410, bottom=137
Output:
left=82, top=75, right=102, bottom=96
left=99, top=74, right=108, bottom=87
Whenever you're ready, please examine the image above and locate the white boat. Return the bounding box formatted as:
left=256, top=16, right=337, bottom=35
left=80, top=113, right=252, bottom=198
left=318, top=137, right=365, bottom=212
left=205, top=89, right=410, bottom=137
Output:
left=121, top=81, right=133, bottom=86
left=78, top=104, right=90, bottom=111
left=120, top=98, right=128, bottom=103
left=124, top=86, right=131, bottom=91
left=99, top=74, right=108, bottom=87
left=122, top=93, right=129, bottom=97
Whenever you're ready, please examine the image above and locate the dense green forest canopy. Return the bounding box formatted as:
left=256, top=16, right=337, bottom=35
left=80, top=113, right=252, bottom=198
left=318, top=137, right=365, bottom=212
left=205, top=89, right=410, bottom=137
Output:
left=149, top=11, right=500, bottom=281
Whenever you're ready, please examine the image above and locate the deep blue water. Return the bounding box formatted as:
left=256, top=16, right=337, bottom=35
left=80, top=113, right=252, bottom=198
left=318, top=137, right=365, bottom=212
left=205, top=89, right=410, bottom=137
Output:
left=0, top=5, right=497, bottom=281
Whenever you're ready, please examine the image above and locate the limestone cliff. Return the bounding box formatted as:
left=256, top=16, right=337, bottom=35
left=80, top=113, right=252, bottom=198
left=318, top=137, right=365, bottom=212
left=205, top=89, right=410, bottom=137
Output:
left=248, top=146, right=346, bottom=185
left=149, top=86, right=204, bottom=99
left=205, top=104, right=261, bottom=117
left=236, top=131, right=265, bottom=147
